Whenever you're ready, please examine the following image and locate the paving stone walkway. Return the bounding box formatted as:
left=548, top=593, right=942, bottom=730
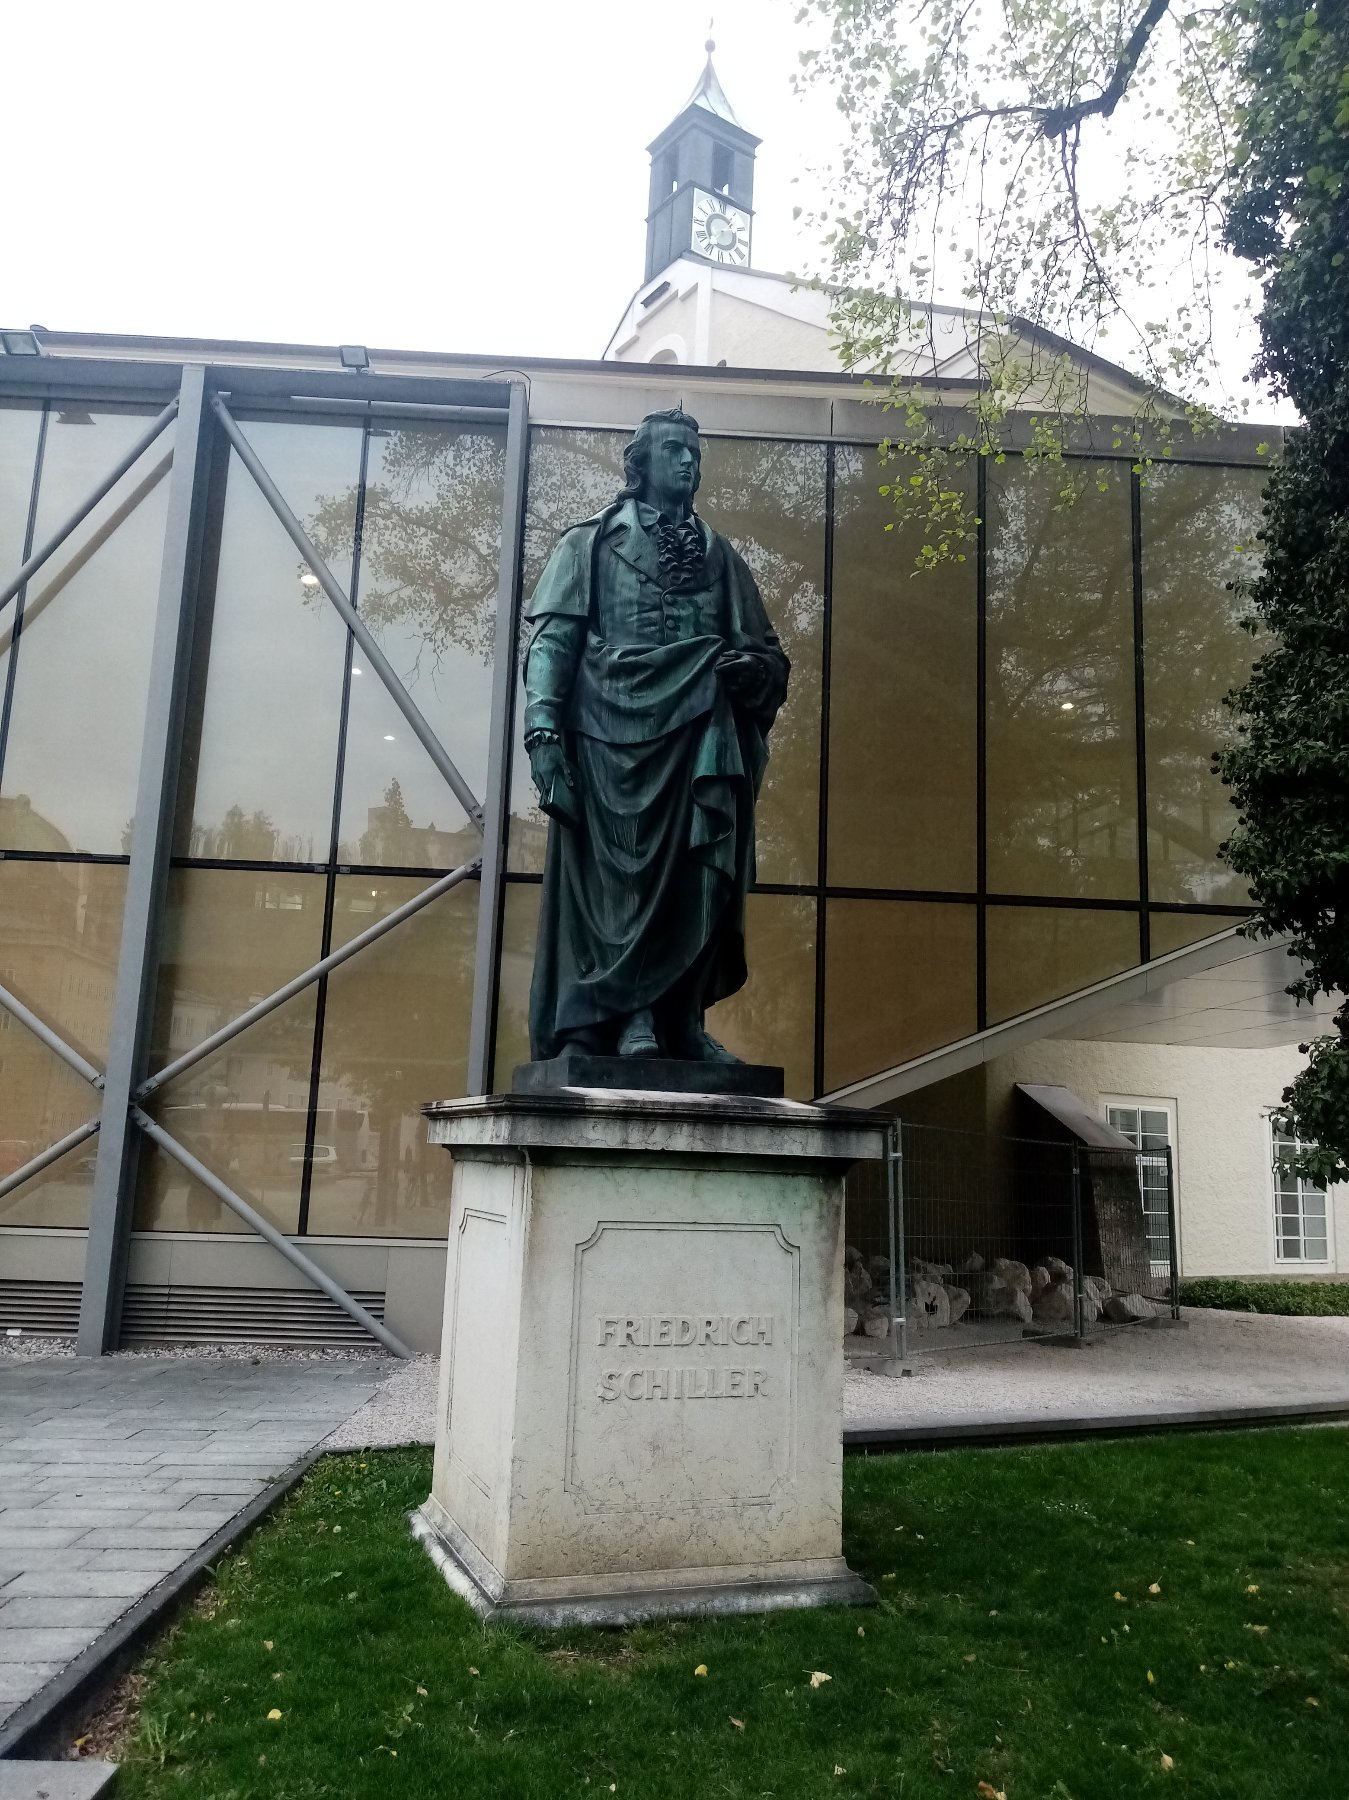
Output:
left=0, top=1355, right=385, bottom=1738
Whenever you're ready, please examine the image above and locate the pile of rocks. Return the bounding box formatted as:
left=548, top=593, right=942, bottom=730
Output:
left=843, top=1245, right=1160, bottom=1340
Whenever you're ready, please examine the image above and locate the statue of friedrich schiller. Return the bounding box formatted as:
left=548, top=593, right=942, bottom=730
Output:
left=523, top=409, right=790, bottom=1064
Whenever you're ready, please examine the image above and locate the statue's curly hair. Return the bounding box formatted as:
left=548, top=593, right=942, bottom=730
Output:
left=616, top=408, right=702, bottom=502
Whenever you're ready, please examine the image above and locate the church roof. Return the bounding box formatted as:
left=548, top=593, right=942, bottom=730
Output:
left=684, top=43, right=743, bottom=128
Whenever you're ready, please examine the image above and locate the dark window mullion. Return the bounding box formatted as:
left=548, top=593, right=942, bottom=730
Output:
left=298, top=415, right=371, bottom=1235
left=0, top=404, right=51, bottom=795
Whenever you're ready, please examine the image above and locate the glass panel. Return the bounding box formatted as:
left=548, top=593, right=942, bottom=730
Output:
left=302, top=874, right=478, bottom=1238
left=177, top=419, right=360, bottom=862
left=699, top=440, right=824, bottom=886
left=337, top=424, right=506, bottom=868
left=823, top=899, right=977, bottom=1090
left=508, top=430, right=625, bottom=873
left=492, top=880, right=542, bottom=1083
left=1141, top=465, right=1267, bottom=905
left=0, top=860, right=127, bottom=1231
left=0, top=402, right=42, bottom=577
left=1107, top=1106, right=1140, bottom=1143
left=706, top=894, right=816, bottom=1099
left=986, top=463, right=1137, bottom=899
left=986, top=904, right=1140, bottom=1024
left=1149, top=910, right=1239, bottom=957
left=829, top=447, right=977, bottom=891
left=1, top=408, right=174, bottom=854
left=134, top=868, right=326, bottom=1232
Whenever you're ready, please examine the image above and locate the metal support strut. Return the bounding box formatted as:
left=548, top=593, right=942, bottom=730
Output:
left=0, top=399, right=179, bottom=615
left=132, top=1110, right=412, bottom=1358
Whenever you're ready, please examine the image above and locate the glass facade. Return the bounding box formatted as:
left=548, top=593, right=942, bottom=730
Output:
left=0, top=368, right=1268, bottom=1243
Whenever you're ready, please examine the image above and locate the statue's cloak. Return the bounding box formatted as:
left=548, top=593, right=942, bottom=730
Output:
left=523, top=500, right=789, bottom=1059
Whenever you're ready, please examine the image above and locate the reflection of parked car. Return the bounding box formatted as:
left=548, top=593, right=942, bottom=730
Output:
left=287, top=1142, right=339, bottom=1179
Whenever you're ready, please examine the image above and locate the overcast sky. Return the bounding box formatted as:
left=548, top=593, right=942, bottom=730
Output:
left=6, top=0, right=823, bottom=361
left=6, top=0, right=1289, bottom=421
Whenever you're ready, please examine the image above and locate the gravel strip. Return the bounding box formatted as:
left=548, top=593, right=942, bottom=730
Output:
left=319, top=1309, right=1349, bottom=1452
left=323, top=1354, right=438, bottom=1449
left=0, top=1337, right=393, bottom=1364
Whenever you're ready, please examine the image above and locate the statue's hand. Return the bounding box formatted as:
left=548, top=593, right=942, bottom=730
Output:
left=716, top=651, right=774, bottom=713
left=529, top=739, right=580, bottom=828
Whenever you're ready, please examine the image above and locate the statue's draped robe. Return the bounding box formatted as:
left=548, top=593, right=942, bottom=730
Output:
left=523, top=499, right=790, bottom=1060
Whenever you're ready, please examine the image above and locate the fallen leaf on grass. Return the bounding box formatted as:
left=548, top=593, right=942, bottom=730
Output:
left=694, top=1664, right=708, bottom=1677
left=266, top=1709, right=282, bottom=1722
left=1113, top=1591, right=1127, bottom=1602
left=416, top=1685, right=428, bottom=1697
left=1305, top=1697, right=1319, bottom=1708
left=1246, top=1624, right=1269, bottom=1636
left=730, top=1717, right=744, bottom=1730
left=263, top=1640, right=273, bottom=1651
left=977, top=1783, right=1007, bottom=1799
left=808, top=1671, right=832, bottom=1689
left=1246, top=1584, right=1259, bottom=1594
left=857, top=1626, right=865, bottom=1637
left=1149, top=1583, right=1162, bottom=1595
left=882, top=1573, right=897, bottom=1582
left=834, top=1766, right=846, bottom=1776
left=1160, top=1752, right=1175, bottom=1771
left=963, top=1654, right=977, bottom=1664
left=468, top=1667, right=479, bottom=1677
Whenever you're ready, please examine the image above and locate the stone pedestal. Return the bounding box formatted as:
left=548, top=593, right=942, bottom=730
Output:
left=414, top=1090, right=884, bottom=1627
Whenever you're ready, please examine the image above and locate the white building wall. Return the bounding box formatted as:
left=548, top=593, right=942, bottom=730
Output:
left=986, top=1038, right=1348, bottom=1279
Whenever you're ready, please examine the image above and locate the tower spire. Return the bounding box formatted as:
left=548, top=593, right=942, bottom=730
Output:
left=643, top=37, right=761, bottom=283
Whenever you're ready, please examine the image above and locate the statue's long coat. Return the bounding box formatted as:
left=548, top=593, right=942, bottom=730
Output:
left=522, top=498, right=790, bottom=1059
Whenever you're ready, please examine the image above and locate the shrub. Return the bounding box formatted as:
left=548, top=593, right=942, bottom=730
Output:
left=1180, top=1277, right=1349, bottom=1317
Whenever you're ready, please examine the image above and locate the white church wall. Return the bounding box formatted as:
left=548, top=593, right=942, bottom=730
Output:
left=982, top=1037, right=1348, bottom=1280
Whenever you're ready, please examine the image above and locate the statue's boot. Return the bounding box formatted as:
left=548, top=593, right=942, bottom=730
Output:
left=616, top=1008, right=660, bottom=1057
left=667, top=1014, right=743, bottom=1064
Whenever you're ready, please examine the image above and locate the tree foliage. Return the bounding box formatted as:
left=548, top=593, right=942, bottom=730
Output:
left=1217, top=0, right=1349, bottom=1183
left=794, top=0, right=1256, bottom=561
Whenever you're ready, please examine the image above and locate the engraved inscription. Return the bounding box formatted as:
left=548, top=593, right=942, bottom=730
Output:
left=565, top=1221, right=800, bottom=1513
left=595, top=1314, right=775, bottom=1401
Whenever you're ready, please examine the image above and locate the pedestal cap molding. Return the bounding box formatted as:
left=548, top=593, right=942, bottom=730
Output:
left=423, top=1089, right=886, bottom=1165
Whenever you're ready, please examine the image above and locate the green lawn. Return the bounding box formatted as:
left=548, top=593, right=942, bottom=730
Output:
left=107, top=1431, right=1348, bottom=1799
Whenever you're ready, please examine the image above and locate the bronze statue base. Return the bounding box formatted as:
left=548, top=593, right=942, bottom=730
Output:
left=512, top=1047, right=785, bottom=1099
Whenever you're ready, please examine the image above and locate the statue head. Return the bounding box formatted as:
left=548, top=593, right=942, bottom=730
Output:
left=617, top=408, right=702, bottom=515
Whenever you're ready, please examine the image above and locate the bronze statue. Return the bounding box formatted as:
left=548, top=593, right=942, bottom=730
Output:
left=522, top=409, right=790, bottom=1068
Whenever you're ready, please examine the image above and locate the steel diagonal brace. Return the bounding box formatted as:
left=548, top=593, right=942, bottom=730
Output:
left=209, top=395, right=485, bottom=828
left=0, top=1117, right=101, bottom=1206
left=0, top=977, right=105, bottom=1088
left=0, top=399, right=179, bottom=615
left=135, top=856, right=481, bottom=1101
left=130, top=1107, right=412, bottom=1358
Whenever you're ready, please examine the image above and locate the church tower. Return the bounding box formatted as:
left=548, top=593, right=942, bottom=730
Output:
left=644, top=40, right=760, bottom=284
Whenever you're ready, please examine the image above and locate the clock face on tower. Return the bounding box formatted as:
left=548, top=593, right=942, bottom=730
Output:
left=690, top=188, right=750, bottom=265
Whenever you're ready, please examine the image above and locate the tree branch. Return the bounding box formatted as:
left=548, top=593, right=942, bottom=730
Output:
left=1040, top=0, right=1173, bottom=139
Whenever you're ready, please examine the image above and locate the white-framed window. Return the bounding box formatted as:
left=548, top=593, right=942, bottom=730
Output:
left=1104, top=1097, right=1176, bottom=1271
left=1270, top=1123, right=1332, bottom=1265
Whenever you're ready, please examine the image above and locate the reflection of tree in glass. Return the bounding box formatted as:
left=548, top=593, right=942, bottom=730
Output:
left=1141, top=465, right=1264, bottom=907
left=986, top=463, right=1137, bottom=899
left=311, top=428, right=506, bottom=668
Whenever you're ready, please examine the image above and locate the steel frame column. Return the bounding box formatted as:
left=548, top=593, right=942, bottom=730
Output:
left=77, top=366, right=213, bottom=1356
left=466, top=381, right=530, bottom=1094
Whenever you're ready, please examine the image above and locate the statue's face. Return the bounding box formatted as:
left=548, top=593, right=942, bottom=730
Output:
left=642, top=422, right=702, bottom=514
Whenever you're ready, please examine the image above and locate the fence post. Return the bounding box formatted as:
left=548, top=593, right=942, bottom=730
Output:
left=1070, top=1144, right=1086, bottom=1342
left=886, top=1117, right=907, bottom=1361
left=1165, top=1145, right=1181, bottom=1320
